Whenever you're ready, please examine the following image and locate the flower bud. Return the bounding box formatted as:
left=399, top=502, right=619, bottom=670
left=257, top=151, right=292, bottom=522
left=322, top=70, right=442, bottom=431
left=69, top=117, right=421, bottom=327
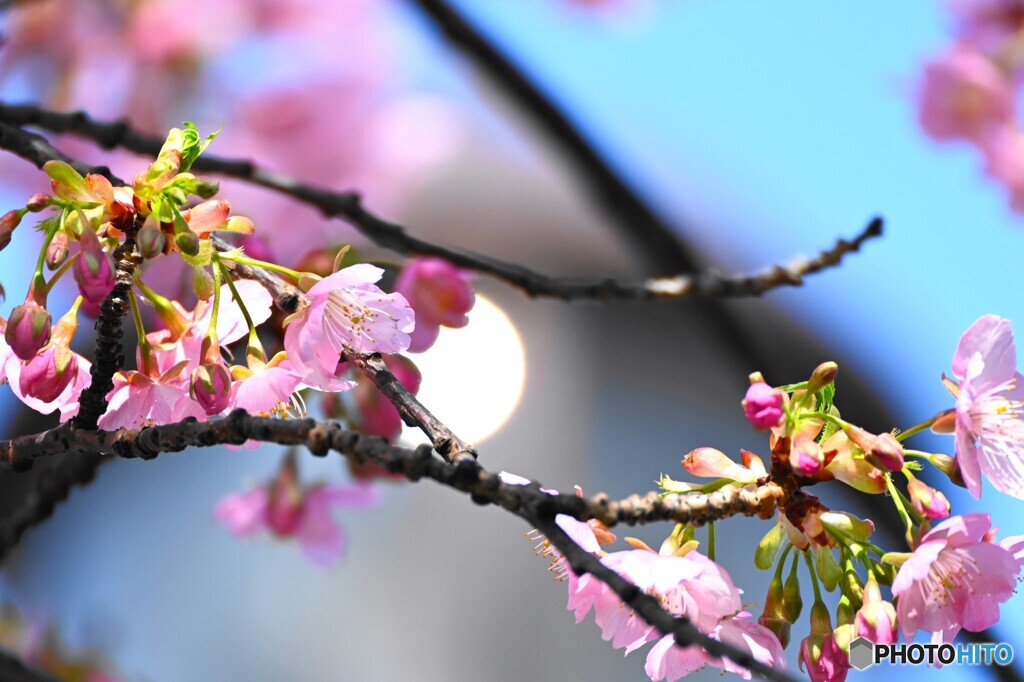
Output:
left=395, top=257, right=475, bottom=328
left=758, top=614, right=791, bottom=650
left=743, top=381, right=785, bottom=430
left=836, top=594, right=856, bottom=626
left=192, top=265, right=216, bottom=301
left=783, top=562, right=803, bottom=623
left=855, top=576, right=897, bottom=644
left=46, top=231, right=69, bottom=269
left=73, top=230, right=115, bottom=304
left=190, top=363, right=233, bottom=416
left=19, top=345, right=77, bottom=403
left=137, top=221, right=166, bottom=259
left=845, top=425, right=905, bottom=471
left=807, top=361, right=838, bottom=394
left=799, top=633, right=850, bottom=682
left=841, top=569, right=863, bottom=609
left=25, top=194, right=51, bottom=212
left=931, top=453, right=966, bottom=487
left=816, top=546, right=843, bottom=592
left=0, top=209, right=23, bottom=251
left=790, top=433, right=824, bottom=475
left=174, top=228, right=201, bottom=256
left=907, top=478, right=951, bottom=519
left=809, top=599, right=833, bottom=636
left=5, top=302, right=51, bottom=360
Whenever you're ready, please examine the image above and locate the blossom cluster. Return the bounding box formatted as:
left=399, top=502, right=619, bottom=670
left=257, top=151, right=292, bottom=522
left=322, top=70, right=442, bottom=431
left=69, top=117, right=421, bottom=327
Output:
left=523, top=314, right=1024, bottom=681
left=918, top=1, right=1024, bottom=210
left=0, top=124, right=475, bottom=568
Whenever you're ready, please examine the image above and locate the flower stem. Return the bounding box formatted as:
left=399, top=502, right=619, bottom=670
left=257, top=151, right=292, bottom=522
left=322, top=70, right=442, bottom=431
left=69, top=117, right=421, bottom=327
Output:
left=128, top=292, right=154, bottom=375
left=32, top=209, right=64, bottom=294
left=707, top=522, right=716, bottom=561
left=43, top=252, right=80, bottom=296
left=218, top=260, right=265, bottom=364
left=896, top=415, right=938, bottom=442
left=803, top=549, right=822, bottom=602
left=884, top=473, right=916, bottom=540
left=218, top=252, right=302, bottom=281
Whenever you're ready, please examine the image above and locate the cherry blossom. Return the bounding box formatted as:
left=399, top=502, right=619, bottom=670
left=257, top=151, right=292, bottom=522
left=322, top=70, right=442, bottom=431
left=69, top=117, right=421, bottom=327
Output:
left=948, top=314, right=1024, bottom=498
left=892, top=513, right=1023, bottom=643
left=283, top=264, right=414, bottom=391
left=214, top=456, right=380, bottom=569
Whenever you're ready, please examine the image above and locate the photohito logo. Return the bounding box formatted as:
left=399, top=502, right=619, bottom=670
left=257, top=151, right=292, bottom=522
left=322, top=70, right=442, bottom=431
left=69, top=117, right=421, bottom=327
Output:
left=849, top=637, right=1015, bottom=670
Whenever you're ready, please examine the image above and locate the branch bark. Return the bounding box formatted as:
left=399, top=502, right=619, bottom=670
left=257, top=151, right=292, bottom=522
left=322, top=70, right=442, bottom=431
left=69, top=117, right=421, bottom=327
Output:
left=0, top=104, right=883, bottom=303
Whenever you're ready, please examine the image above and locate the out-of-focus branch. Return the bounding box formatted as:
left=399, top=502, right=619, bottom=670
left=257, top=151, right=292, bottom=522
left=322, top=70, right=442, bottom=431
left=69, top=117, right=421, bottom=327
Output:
left=0, top=104, right=883, bottom=302
left=0, top=454, right=107, bottom=560
left=0, top=648, right=64, bottom=682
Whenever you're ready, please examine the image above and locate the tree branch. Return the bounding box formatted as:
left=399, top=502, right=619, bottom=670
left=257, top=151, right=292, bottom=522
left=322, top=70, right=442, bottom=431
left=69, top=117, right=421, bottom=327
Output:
left=0, top=104, right=883, bottom=302
left=0, top=412, right=784, bottom=529
left=0, top=410, right=792, bottom=680
left=0, top=648, right=65, bottom=682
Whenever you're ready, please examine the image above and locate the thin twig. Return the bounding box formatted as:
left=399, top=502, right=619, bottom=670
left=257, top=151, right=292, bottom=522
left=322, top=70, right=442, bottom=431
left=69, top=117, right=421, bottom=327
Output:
left=0, top=648, right=64, bottom=682
left=0, top=104, right=883, bottom=302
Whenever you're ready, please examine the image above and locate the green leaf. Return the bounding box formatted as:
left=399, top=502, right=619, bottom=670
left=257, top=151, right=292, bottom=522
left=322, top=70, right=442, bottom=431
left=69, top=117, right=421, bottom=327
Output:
left=179, top=238, right=212, bottom=265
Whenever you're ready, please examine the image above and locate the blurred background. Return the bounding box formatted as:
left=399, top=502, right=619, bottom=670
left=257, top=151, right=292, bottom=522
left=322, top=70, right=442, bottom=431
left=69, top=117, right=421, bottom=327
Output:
left=0, top=0, right=1021, bottom=680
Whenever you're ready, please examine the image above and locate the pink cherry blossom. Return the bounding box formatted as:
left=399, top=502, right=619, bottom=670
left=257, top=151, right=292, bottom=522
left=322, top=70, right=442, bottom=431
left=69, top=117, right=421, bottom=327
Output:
left=228, top=359, right=304, bottom=418
left=214, top=470, right=380, bottom=569
left=981, top=126, right=1024, bottom=211
left=283, top=264, right=414, bottom=391
left=568, top=548, right=742, bottom=652
left=918, top=45, right=1014, bottom=143
left=907, top=479, right=951, bottom=519
left=949, top=315, right=1024, bottom=498
left=645, top=614, right=785, bottom=681
left=892, top=513, right=1022, bottom=643
left=97, top=368, right=205, bottom=430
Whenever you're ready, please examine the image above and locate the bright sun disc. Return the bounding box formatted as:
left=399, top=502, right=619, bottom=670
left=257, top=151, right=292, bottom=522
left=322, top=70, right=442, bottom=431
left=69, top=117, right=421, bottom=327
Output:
left=401, top=295, right=526, bottom=445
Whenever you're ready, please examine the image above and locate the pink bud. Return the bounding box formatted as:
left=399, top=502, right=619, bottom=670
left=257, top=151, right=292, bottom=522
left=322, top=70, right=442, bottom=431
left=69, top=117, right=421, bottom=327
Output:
left=907, top=479, right=951, bottom=519
left=799, top=634, right=850, bottom=682
left=0, top=210, right=22, bottom=251
left=790, top=433, right=824, bottom=475
left=81, top=298, right=102, bottom=319
left=743, top=382, right=785, bottom=430
left=854, top=578, right=898, bottom=644
left=394, top=257, right=475, bottom=328
left=73, top=230, right=115, bottom=303
left=46, top=231, right=69, bottom=269
left=190, top=363, right=233, bottom=416
left=19, top=345, right=77, bottom=403
left=25, top=194, right=51, bottom=212
left=845, top=426, right=904, bottom=471
left=5, top=302, right=51, bottom=360
left=184, top=199, right=231, bottom=234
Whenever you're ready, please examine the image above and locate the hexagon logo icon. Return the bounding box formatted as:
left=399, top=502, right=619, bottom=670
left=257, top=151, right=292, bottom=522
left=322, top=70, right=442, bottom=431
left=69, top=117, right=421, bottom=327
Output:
left=849, top=637, right=875, bottom=670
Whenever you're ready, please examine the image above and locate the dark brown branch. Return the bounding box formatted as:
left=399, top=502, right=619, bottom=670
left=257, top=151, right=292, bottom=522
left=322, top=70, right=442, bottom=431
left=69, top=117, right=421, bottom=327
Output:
left=211, top=235, right=304, bottom=313
left=530, top=515, right=793, bottom=682
left=0, top=411, right=792, bottom=680
left=0, top=104, right=883, bottom=302
left=343, top=350, right=477, bottom=464
left=0, top=413, right=783, bottom=529
left=72, top=214, right=142, bottom=429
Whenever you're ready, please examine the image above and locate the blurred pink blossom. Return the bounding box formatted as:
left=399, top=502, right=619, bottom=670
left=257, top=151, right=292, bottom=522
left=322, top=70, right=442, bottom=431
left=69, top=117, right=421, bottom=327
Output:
left=919, top=45, right=1014, bottom=143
